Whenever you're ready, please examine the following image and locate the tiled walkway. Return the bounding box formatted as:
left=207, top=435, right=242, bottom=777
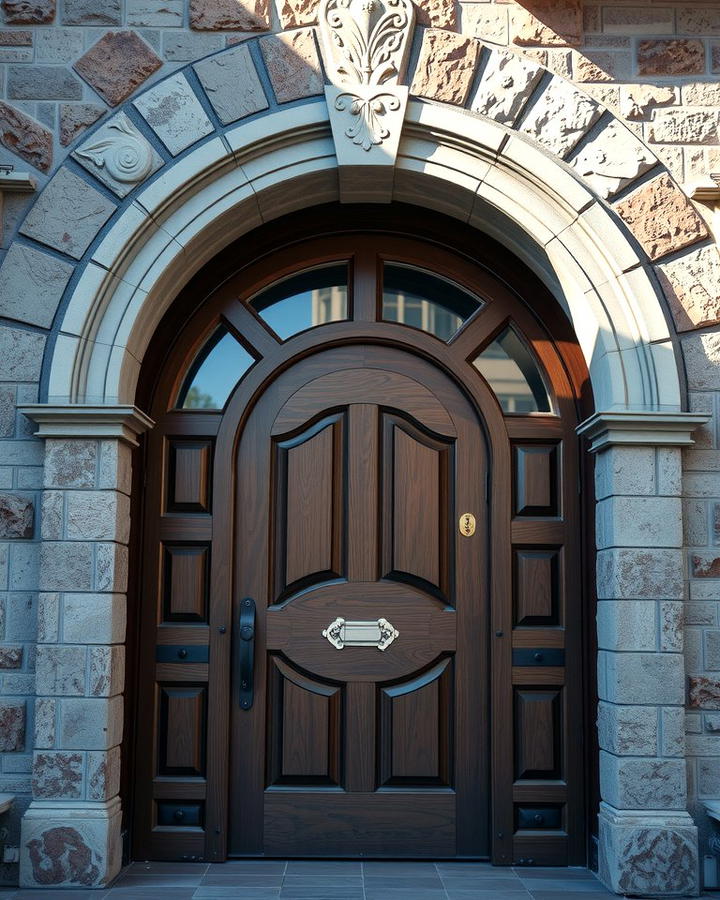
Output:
left=0, top=861, right=715, bottom=900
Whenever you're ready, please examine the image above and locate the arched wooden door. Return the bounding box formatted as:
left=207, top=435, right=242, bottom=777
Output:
left=132, top=224, right=588, bottom=867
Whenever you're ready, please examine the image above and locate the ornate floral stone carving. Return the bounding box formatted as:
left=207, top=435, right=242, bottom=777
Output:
left=319, top=0, right=413, bottom=169
left=72, top=112, right=162, bottom=198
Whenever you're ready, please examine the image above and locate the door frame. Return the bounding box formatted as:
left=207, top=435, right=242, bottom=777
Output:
left=128, top=205, right=595, bottom=867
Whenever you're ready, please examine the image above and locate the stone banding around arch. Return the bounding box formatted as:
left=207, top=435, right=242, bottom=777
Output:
left=0, top=24, right=713, bottom=413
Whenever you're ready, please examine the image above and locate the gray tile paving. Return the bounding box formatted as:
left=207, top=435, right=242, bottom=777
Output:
left=1, top=861, right=716, bottom=899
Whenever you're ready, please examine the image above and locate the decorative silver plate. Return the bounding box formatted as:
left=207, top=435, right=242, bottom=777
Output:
left=322, top=617, right=399, bottom=651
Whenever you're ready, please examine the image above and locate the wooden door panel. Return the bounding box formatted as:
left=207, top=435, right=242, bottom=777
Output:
left=274, top=414, right=345, bottom=597
left=513, top=548, right=560, bottom=627
left=264, top=793, right=456, bottom=856
left=162, top=544, right=209, bottom=622
left=513, top=444, right=559, bottom=517
left=378, top=658, right=452, bottom=786
left=514, top=688, right=562, bottom=780
left=158, top=684, right=207, bottom=776
left=382, top=415, right=452, bottom=598
left=167, top=440, right=212, bottom=513
left=267, top=656, right=342, bottom=787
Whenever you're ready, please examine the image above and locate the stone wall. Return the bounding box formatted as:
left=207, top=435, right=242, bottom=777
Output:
left=0, top=0, right=719, bottom=890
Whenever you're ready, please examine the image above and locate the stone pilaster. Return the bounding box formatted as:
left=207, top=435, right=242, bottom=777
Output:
left=579, top=413, right=707, bottom=897
left=17, top=407, right=151, bottom=889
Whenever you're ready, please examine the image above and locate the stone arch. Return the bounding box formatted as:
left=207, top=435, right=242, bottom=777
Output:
left=1, top=26, right=710, bottom=413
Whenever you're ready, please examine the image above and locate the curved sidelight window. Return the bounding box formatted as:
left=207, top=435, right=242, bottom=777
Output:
left=382, top=264, right=482, bottom=341
left=473, top=327, right=551, bottom=414
left=177, top=327, right=254, bottom=409
left=249, top=264, right=348, bottom=340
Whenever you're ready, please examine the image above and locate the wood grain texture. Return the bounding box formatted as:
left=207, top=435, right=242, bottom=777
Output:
left=163, top=544, right=209, bottom=622
left=160, top=685, right=206, bottom=776
left=168, top=441, right=212, bottom=513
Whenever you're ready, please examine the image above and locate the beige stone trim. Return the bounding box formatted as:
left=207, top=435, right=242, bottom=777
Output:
left=577, top=410, right=710, bottom=452
left=20, top=404, right=154, bottom=446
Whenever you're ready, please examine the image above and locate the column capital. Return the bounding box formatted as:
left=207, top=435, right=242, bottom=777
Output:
left=577, top=410, right=710, bottom=453
left=19, top=404, right=155, bottom=447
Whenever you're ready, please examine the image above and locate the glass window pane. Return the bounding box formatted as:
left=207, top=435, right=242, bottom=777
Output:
left=473, top=327, right=551, bottom=414
left=382, top=264, right=482, bottom=341
left=250, top=264, right=348, bottom=340
left=177, top=327, right=254, bottom=409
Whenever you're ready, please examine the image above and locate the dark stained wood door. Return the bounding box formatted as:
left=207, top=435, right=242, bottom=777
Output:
left=229, top=348, right=488, bottom=857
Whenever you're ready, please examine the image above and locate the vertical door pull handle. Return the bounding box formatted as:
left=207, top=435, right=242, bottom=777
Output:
left=238, top=597, right=255, bottom=710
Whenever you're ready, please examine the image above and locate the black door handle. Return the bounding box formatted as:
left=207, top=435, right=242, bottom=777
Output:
left=238, top=597, right=255, bottom=710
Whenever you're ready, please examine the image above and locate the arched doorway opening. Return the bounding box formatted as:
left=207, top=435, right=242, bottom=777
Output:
left=128, top=205, right=594, bottom=867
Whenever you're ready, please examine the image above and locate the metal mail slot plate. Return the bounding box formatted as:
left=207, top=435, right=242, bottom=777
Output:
left=322, top=617, right=399, bottom=651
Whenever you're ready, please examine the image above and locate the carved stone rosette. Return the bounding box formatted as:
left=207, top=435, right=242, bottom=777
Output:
left=319, top=0, right=414, bottom=173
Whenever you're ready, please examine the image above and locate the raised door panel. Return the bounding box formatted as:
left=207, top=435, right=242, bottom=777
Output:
left=514, top=549, right=560, bottom=627
left=513, top=444, right=559, bottom=517
left=383, top=415, right=452, bottom=598
left=273, top=415, right=345, bottom=598
left=162, top=544, right=209, bottom=622
left=167, top=440, right=212, bottom=513
left=379, top=659, right=452, bottom=787
left=267, top=656, right=342, bottom=787
left=514, top=688, right=562, bottom=780
left=159, top=684, right=207, bottom=777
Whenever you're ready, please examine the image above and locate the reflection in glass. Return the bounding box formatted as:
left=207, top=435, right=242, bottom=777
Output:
left=382, top=264, right=482, bottom=341
left=473, top=327, right=551, bottom=414
left=250, top=264, right=348, bottom=340
left=177, top=327, right=254, bottom=409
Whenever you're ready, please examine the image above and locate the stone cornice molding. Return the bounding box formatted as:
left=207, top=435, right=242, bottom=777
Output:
left=577, top=410, right=710, bottom=452
left=20, top=404, right=155, bottom=446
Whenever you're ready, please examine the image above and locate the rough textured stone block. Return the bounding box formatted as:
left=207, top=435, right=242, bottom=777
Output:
left=689, top=676, right=720, bottom=710
left=597, top=600, right=657, bottom=652
left=620, top=84, right=678, bottom=121
left=128, top=0, right=183, bottom=26
left=415, top=0, right=455, bottom=29
left=190, top=0, right=270, bottom=31
left=98, top=441, right=132, bottom=495
left=41, top=491, right=64, bottom=541
left=89, top=646, right=124, bottom=696
left=600, top=651, right=685, bottom=705
left=657, top=245, right=720, bottom=333
left=0, top=326, right=45, bottom=382
left=37, top=592, right=60, bottom=642
left=1, top=0, right=54, bottom=23
left=411, top=30, right=479, bottom=106
left=7, top=65, right=82, bottom=101
left=39, top=543, right=93, bottom=592
left=36, top=646, right=86, bottom=696
left=0, top=645, right=23, bottom=668
left=34, top=27, right=84, bottom=62
left=62, top=0, right=120, bottom=25
left=0, top=493, right=33, bottom=538
left=32, top=751, right=83, bottom=799
left=0, top=243, right=73, bottom=329
left=260, top=29, right=323, bottom=104
left=278, top=0, right=317, bottom=27
left=134, top=72, right=214, bottom=155
left=692, top=553, right=720, bottom=578
left=59, top=103, right=104, bottom=147
left=20, top=168, right=116, bottom=260
left=87, top=747, right=120, bottom=801
left=571, top=119, right=656, bottom=200
left=597, top=548, right=683, bottom=600
left=471, top=48, right=543, bottom=126
left=615, top=174, right=708, bottom=262
left=682, top=332, right=720, bottom=391
left=649, top=109, right=720, bottom=145
left=520, top=78, right=601, bottom=158
left=194, top=44, right=268, bottom=124
left=594, top=446, right=656, bottom=499
left=597, top=702, right=657, bottom=756
left=63, top=594, right=126, bottom=645
left=600, top=752, right=687, bottom=809
left=34, top=697, right=56, bottom=748
left=0, top=700, right=25, bottom=750
left=59, top=696, right=122, bottom=750
left=44, top=440, right=97, bottom=490
left=462, top=5, right=507, bottom=45
left=95, top=543, right=128, bottom=593
left=603, top=7, right=674, bottom=35
left=74, top=32, right=162, bottom=107
left=637, top=39, right=705, bottom=76
left=0, top=101, right=53, bottom=172
left=596, top=497, right=682, bottom=550
left=163, top=32, right=223, bottom=60
left=510, top=0, right=581, bottom=46
left=684, top=82, right=720, bottom=107
left=598, top=807, right=699, bottom=897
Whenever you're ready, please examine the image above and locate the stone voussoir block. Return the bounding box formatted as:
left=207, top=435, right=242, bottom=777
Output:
left=260, top=29, right=323, bottom=104
left=74, top=31, right=162, bottom=108
left=520, top=77, right=602, bottom=159
left=133, top=72, right=214, bottom=156
left=657, top=245, right=720, bottom=333
left=0, top=699, right=26, bottom=750
left=194, top=43, right=268, bottom=125
left=614, top=173, right=709, bottom=263
left=0, top=243, right=74, bottom=330
left=410, top=29, right=480, bottom=107
left=570, top=119, right=656, bottom=200
left=471, top=48, right=544, bottom=127
left=0, top=493, right=34, bottom=539
left=0, top=325, right=46, bottom=382
left=0, top=101, right=53, bottom=172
